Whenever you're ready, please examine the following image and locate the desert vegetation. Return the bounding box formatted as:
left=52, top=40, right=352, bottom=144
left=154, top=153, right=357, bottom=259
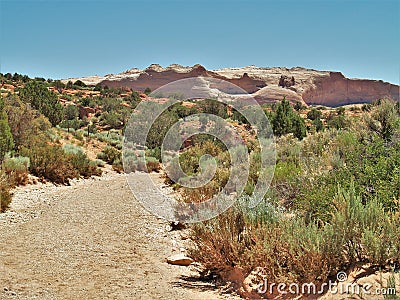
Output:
left=185, top=99, right=400, bottom=297
left=0, top=71, right=398, bottom=298
left=0, top=74, right=104, bottom=211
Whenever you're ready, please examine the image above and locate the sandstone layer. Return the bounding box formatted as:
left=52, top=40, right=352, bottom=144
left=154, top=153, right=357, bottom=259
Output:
left=63, top=64, right=399, bottom=107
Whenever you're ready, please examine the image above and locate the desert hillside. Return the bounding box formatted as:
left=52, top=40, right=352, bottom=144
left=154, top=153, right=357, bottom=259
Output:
left=63, top=64, right=399, bottom=107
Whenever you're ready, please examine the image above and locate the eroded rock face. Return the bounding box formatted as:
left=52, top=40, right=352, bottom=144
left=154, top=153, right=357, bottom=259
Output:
left=100, top=65, right=266, bottom=94
left=78, top=105, right=96, bottom=119
left=302, top=72, right=399, bottom=107
left=64, top=64, right=399, bottom=107
left=278, top=75, right=295, bottom=88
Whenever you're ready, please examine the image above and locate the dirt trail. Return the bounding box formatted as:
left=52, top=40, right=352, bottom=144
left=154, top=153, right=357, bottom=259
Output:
left=0, top=173, right=237, bottom=300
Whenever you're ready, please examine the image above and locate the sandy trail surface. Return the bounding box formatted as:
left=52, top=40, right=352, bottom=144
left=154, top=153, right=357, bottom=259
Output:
left=0, top=172, right=237, bottom=299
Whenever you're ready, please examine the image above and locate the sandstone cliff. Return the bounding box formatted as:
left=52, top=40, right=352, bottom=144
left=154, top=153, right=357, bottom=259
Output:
left=63, top=64, right=399, bottom=107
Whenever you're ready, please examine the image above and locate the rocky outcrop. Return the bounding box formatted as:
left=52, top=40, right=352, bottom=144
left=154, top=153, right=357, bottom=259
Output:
left=78, top=105, right=96, bottom=119
left=63, top=64, right=399, bottom=107
left=100, top=64, right=266, bottom=94
left=278, top=75, right=295, bottom=88
left=302, top=72, right=399, bottom=107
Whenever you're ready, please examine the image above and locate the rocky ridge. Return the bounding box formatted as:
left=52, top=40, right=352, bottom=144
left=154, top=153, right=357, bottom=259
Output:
left=63, top=64, right=399, bottom=107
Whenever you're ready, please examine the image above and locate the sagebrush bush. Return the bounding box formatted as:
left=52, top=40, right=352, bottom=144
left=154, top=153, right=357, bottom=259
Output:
left=94, top=131, right=123, bottom=149
left=2, top=155, right=30, bottom=186
left=0, top=171, right=12, bottom=212
left=21, top=142, right=76, bottom=184
left=90, top=159, right=106, bottom=168
left=97, top=145, right=121, bottom=165
left=146, top=156, right=161, bottom=173
left=189, top=186, right=400, bottom=295
left=21, top=141, right=101, bottom=184
left=69, top=151, right=102, bottom=178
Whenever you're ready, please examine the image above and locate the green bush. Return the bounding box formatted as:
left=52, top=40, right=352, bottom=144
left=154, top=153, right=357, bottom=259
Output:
left=0, top=98, right=14, bottom=161
left=187, top=100, right=400, bottom=297
left=97, top=146, right=121, bottom=165
left=90, top=159, right=106, bottom=168
left=21, top=141, right=101, bottom=184
left=2, top=155, right=30, bottom=186
left=146, top=156, right=161, bottom=172
left=190, top=186, right=400, bottom=294
left=272, top=98, right=307, bottom=140
left=0, top=171, right=12, bottom=212
left=21, top=142, right=77, bottom=184
left=307, top=108, right=322, bottom=120
left=19, top=81, right=64, bottom=126
left=94, top=131, right=122, bottom=148
left=63, top=144, right=102, bottom=177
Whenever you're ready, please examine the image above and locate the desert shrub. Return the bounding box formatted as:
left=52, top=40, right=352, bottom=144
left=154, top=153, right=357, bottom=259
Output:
left=97, top=146, right=121, bottom=165
left=102, top=112, right=121, bottom=129
left=2, top=156, right=30, bottom=186
left=59, top=118, right=85, bottom=131
left=63, top=144, right=101, bottom=177
left=190, top=186, right=400, bottom=295
left=271, top=98, right=307, bottom=140
left=171, top=103, right=199, bottom=119
left=197, top=99, right=228, bottom=119
left=146, top=156, right=161, bottom=172
left=21, top=142, right=78, bottom=184
left=94, top=130, right=122, bottom=149
left=90, top=159, right=106, bottom=168
left=146, top=147, right=161, bottom=161
left=294, top=101, right=305, bottom=111
left=144, top=87, right=151, bottom=95
left=326, top=113, right=349, bottom=130
left=366, top=98, right=399, bottom=141
left=270, top=161, right=302, bottom=205
left=69, top=151, right=101, bottom=177
left=112, top=158, right=124, bottom=173
left=62, top=143, right=83, bottom=155
left=73, top=130, right=84, bottom=141
left=312, top=117, right=324, bottom=132
left=307, top=108, right=322, bottom=120
left=292, top=113, right=307, bottom=140
left=21, top=141, right=100, bottom=184
left=19, top=80, right=64, bottom=126
left=0, top=97, right=14, bottom=160
left=146, top=109, right=179, bottom=149
left=328, top=186, right=400, bottom=266
left=296, top=125, right=400, bottom=221
left=73, top=80, right=86, bottom=87
left=0, top=171, right=12, bottom=212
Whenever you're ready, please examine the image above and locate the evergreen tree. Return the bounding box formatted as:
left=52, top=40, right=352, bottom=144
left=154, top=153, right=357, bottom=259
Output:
left=307, top=108, right=322, bottom=120
left=65, top=105, right=79, bottom=132
left=272, top=97, right=307, bottom=140
left=272, top=97, right=293, bottom=136
left=0, top=98, right=14, bottom=161
left=312, top=117, right=325, bottom=132
left=19, top=81, right=64, bottom=126
left=292, top=114, right=307, bottom=140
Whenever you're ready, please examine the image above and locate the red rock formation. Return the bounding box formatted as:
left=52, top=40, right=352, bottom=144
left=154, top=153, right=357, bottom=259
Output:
left=78, top=105, right=96, bottom=119
left=100, top=65, right=266, bottom=94
left=302, top=72, right=399, bottom=106
left=68, top=64, right=399, bottom=107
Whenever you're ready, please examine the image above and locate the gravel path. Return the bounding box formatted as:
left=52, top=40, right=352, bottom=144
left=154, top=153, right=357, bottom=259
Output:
left=0, top=172, right=237, bottom=299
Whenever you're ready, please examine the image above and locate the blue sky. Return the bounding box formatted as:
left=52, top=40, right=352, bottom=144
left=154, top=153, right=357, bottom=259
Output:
left=1, top=0, right=399, bottom=84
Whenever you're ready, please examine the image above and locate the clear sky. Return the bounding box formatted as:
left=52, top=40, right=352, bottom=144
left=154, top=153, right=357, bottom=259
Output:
left=0, top=0, right=399, bottom=84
